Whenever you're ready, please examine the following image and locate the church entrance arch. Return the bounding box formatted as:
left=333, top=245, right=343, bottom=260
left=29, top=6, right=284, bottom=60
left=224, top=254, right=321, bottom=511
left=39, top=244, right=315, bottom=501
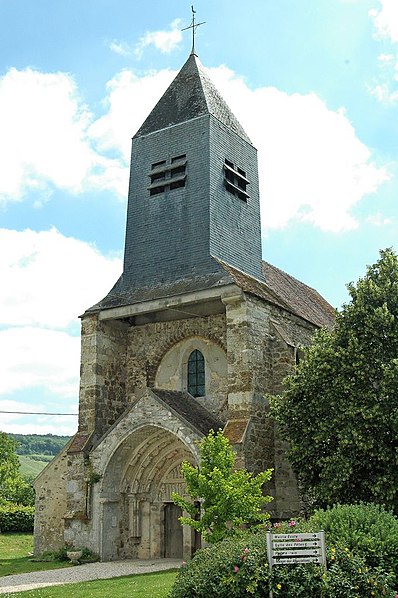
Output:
left=99, top=424, right=197, bottom=561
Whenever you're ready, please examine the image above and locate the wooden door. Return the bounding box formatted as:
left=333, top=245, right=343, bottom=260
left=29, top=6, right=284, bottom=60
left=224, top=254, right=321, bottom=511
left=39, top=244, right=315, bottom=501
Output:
left=164, top=503, right=183, bottom=558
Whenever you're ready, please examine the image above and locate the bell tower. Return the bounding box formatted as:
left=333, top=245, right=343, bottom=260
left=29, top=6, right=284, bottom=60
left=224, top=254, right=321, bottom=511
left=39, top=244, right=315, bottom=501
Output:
left=97, top=52, right=264, bottom=311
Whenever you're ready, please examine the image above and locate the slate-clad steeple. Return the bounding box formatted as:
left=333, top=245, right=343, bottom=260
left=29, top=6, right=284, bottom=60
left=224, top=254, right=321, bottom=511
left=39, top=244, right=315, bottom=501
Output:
left=135, top=54, right=251, bottom=143
left=91, top=53, right=264, bottom=312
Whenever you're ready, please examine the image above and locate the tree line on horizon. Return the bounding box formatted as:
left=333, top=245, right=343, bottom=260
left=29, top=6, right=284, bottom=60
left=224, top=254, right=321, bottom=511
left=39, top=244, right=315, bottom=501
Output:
left=8, top=433, right=70, bottom=457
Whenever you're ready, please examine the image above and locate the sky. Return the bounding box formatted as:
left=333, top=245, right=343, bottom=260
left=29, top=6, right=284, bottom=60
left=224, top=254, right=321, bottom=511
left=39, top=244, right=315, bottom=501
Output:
left=0, top=0, right=397, bottom=436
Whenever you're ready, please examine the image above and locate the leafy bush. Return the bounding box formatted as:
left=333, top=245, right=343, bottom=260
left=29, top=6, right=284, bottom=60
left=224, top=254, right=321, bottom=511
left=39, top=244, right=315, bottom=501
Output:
left=169, top=531, right=270, bottom=598
left=309, top=503, right=398, bottom=583
left=325, top=546, right=396, bottom=598
left=0, top=502, right=34, bottom=532
left=170, top=506, right=398, bottom=598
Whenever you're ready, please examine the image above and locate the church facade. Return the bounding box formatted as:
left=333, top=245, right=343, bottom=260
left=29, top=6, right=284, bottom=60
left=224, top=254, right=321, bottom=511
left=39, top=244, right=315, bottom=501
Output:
left=34, top=52, right=334, bottom=561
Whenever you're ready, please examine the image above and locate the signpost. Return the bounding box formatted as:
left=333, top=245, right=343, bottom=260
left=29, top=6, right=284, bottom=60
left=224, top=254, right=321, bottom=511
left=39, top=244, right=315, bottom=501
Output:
left=266, top=531, right=326, bottom=597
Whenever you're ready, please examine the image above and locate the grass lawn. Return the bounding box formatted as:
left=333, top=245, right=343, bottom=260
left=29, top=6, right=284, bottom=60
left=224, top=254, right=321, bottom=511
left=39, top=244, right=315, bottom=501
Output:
left=0, top=534, right=70, bottom=577
left=1, top=570, right=177, bottom=598
left=18, top=455, right=50, bottom=478
left=0, top=534, right=177, bottom=598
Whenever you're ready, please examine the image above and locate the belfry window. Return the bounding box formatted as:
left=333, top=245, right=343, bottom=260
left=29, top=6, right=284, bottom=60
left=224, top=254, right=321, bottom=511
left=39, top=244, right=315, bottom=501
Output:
left=187, top=350, right=205, bottom=397
left=148, top=154, right=187, bottom=196
left=223, top=159, right=249, bottom=202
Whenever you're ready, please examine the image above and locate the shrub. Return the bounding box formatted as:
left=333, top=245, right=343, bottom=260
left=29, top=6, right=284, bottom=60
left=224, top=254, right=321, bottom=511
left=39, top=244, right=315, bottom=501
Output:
left=170, top=507, right=398, bottom=598
left=0, top=502, right=34, bottom=532
left=325, top=546, right=396, bottom=598
left=309, top=503, right=398, bottom=583
left=169, top=531, right=270, bottom=598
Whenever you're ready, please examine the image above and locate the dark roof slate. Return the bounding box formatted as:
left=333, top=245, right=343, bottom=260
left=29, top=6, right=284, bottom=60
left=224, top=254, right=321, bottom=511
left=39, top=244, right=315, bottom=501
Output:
left=134, top=53, right=252, bottom=143
left=85, top=269, right=234, bottom=313
left=152, top=389, right=223, bottom=436
left=86, top=259, right=335, bottom=330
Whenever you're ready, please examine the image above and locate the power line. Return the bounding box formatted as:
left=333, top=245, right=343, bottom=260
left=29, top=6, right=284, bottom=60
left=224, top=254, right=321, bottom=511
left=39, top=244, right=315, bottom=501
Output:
left=0, top=410, right=78, bottom=416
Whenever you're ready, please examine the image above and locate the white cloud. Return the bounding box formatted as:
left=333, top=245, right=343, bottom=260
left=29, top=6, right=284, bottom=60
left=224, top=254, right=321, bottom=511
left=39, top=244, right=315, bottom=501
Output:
left=0, top=398, right=77, bottom=435
left=134, top=19, right=183, bottom=58
left=0, top=68, right=125, bottom=204
left=368, top=1, right=398, bottom=103
left=369, top=81, right=398, bottom=103
left=89, top=69, right=175, bottom=159
left=0, top=327, right=80, bottom=398
left=109, top=41, right=132, bottom=57
left=207, top=66, right=389, bottom=232
left=109, top=19, right=183, bottom=60
left=90, top=64, right=388, bottom=233
left=370, top=0, right=398, bottom=43
left=0, top=227, right=122, bottom=328
left=0, top=228, right=122, bottom=432
left=378, top=53, right=395, bottom=64
left=366, top=212, right=393, bottom=226
left=3, top=63, right=387, bottom=232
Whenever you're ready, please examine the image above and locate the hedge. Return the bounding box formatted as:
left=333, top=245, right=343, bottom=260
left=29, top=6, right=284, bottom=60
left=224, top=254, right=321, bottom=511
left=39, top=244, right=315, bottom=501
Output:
left=0, top=503, right=35, bottom=532
left=170, top=504, right=398, bottom=598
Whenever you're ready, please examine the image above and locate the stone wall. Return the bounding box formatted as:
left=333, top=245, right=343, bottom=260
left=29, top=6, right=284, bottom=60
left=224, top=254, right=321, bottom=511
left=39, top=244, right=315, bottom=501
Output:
left=33, top=445, right=70, bottom=555
left=35, top=286, right=322, bottom=556
left=78, top=314, right=128, bottom=439
left=126, top=313, right=227, bottom=397
left=223, top=292, right=318, bottom=518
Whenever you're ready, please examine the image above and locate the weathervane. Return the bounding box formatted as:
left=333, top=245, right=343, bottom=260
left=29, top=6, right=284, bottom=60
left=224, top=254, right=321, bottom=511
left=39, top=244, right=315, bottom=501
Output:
left=182, top=5, right=205, bottom=56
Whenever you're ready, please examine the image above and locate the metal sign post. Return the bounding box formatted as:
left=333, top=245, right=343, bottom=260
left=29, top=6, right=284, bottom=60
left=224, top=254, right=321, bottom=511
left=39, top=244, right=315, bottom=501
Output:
left=266, top=531, right=326, bottom=597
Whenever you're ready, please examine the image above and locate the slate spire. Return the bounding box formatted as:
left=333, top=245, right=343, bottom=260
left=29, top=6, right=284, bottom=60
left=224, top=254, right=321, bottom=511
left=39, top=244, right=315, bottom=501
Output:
left=134, top=53, right=251, bottom=144
left=87, top=51, right=263, bottom=313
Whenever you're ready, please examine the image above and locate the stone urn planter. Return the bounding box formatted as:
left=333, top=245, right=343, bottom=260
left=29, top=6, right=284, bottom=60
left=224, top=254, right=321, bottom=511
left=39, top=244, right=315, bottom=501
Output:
left=66, top=550, right=83, bottom=565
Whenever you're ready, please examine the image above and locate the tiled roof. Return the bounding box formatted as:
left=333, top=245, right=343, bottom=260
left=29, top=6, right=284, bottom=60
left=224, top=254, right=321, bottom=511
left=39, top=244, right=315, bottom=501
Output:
left=262, top=261, right=336, bottom=328
left=153, top=389, right=223, bottom=436
left=223, top=419, right=249, bottom=444
left=219, top=260, right=335, bottom=329
left=134, top=53, right=252, bottom=143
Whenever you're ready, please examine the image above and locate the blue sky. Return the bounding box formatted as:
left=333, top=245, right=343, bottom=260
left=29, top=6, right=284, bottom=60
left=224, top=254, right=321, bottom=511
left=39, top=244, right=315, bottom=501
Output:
left=0, top=0, right=397, bottom=435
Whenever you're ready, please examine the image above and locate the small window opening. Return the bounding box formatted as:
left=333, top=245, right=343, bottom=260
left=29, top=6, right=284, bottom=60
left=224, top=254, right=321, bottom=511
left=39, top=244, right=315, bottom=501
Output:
left=152, top=160, right=166, bottom=169
left=172, top=154, right=186, bottom=163
left=187, top=350, right=205, bottom=397
left=148, top=155, right=187, bottom=196
left=150, top=186, right=165, bottom=196
left=223, top=159, right=250, bottom=202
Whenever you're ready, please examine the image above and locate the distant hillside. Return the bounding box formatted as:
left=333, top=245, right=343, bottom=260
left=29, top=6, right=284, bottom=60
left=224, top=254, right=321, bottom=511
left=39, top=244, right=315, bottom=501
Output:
left=8, top=434, right=71, bottom=479
left=9, top=433, right=71, bottom=456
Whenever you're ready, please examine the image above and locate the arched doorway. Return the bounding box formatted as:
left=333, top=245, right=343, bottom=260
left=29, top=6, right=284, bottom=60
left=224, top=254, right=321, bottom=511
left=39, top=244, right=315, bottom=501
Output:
left=99, top=425, right=197, bottom=560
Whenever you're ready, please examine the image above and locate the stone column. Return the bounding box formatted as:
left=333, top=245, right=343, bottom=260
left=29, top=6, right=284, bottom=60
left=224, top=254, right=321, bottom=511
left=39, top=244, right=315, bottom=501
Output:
left=79, top=314, right=128, bottom=438
left=223, top=293, right=254, bottom=418
left=138, top=500, right=151, bottom=558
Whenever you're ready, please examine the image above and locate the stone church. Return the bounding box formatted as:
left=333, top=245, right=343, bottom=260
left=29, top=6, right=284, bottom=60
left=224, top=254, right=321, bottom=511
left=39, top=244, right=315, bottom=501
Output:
left=34, top=50, right=334, bottom=561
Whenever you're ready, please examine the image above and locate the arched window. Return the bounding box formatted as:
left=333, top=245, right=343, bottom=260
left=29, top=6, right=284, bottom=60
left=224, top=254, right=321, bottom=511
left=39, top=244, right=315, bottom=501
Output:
left=187, top=350, right=205, bottom=397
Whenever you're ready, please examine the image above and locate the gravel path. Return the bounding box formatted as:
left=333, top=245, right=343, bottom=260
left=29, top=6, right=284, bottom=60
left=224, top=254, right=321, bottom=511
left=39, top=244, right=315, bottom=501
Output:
left=0, top=559, right=181, bottom=594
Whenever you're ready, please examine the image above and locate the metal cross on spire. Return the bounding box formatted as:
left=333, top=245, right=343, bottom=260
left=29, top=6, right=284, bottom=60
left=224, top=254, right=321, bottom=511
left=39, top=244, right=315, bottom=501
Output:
left=182, top=5, right=205, bottom=56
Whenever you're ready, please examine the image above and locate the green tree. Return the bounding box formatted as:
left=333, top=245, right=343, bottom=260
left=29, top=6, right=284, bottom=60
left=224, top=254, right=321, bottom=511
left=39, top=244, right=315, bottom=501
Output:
left=172, top=429, right=273, bottom=543
left=270, top=248, right=398, bottom=511
left=0, top=432, right=34, bottom=506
